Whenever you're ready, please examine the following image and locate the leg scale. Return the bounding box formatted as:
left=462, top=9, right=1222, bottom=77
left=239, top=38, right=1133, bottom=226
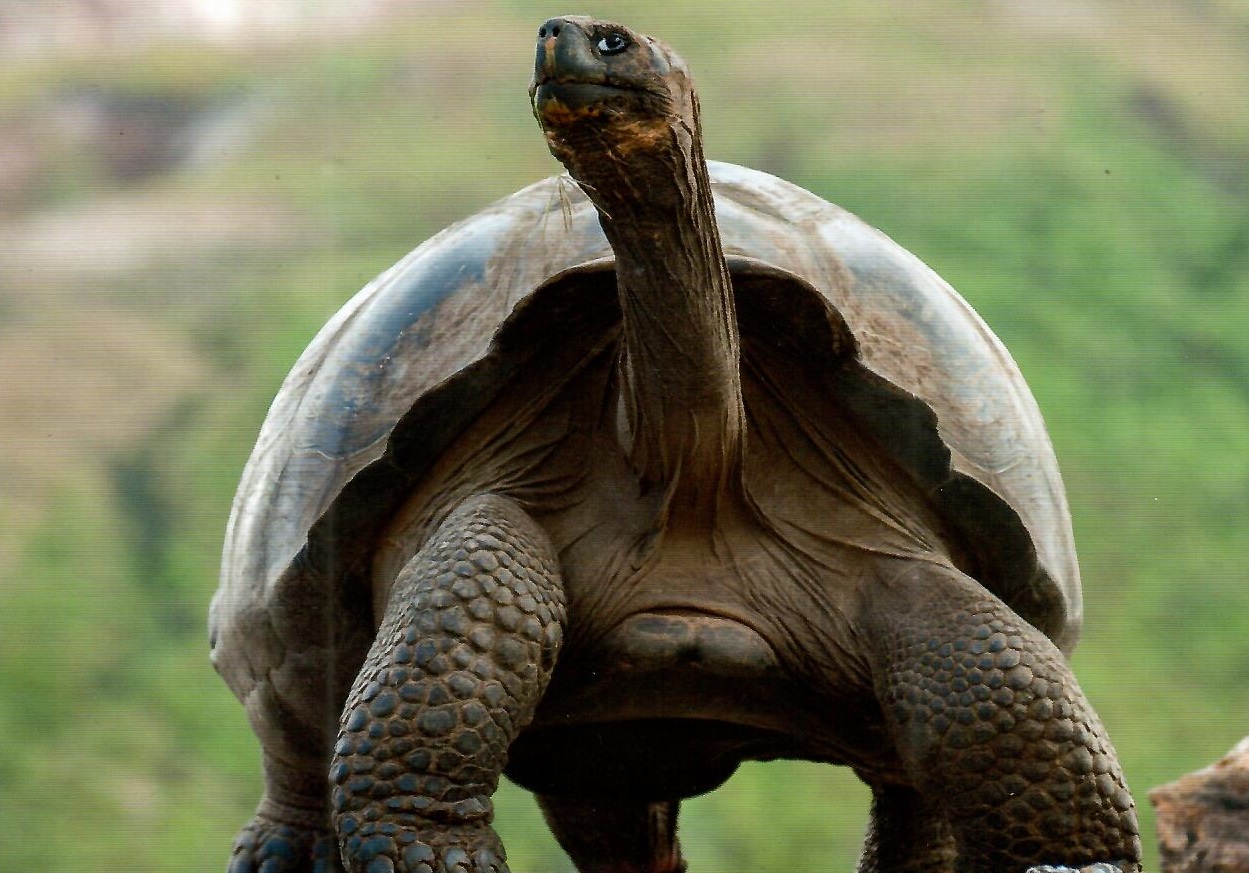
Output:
left=868, top=563, right=1141, bottom=872
left=330, top=495, right=566, bottom=873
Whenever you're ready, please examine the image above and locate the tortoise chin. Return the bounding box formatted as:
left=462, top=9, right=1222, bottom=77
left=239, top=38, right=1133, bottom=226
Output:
left=534, top=79, right=656, bottom=123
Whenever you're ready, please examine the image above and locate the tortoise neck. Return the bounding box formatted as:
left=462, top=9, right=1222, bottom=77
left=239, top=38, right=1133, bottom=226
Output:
left=574, top=116, right=744, bottom=511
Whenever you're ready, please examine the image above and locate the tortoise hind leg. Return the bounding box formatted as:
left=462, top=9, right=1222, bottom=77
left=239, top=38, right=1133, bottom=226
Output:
left=538, top=795, right=686, bottom=873
left=331, top=494, right=566, bottom=873
left=857, top=784, right=955, bottom=873
left=228, top=754, right=342, bottom=872
left=225, top=712, right=348, bottom=873
left=863, top=561, right=1141, bottom=873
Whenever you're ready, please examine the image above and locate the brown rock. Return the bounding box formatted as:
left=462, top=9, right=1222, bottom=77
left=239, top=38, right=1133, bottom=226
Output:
left=1151, top=736, right=1249, bottom=872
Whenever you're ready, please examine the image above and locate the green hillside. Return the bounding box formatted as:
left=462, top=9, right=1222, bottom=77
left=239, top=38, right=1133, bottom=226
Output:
left=2, top=2, right=1247, bottom=870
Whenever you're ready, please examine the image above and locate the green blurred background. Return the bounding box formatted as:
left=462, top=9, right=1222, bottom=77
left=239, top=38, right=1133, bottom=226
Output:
left=2, top=1, right=1247, bottom=869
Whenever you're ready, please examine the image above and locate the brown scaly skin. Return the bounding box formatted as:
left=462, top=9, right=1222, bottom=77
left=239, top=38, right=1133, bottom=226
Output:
left=531, top=15, right=743, bottom=511
left=331, top=495, right=565, bottom=872
left=865, top=561, right=1139, bottom=871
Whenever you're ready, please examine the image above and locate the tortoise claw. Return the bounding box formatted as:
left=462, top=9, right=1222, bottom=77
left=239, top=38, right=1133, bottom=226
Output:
left=472, top=848, right=507, bottom=873
left=339, top=824, right=509, bottom=873
left=1026, top=864, right=1130, bottom=873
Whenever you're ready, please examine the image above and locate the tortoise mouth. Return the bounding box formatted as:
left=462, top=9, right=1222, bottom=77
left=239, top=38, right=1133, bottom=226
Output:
left=533, top=76, right=658, bottom=122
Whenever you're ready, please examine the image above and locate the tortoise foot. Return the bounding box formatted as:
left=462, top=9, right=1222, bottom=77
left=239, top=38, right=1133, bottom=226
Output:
left=1026, top=865, right=1133, bottom=873
left=227, top=814, right=342, bottom=873
left=339, top=821, right=508, bottom=873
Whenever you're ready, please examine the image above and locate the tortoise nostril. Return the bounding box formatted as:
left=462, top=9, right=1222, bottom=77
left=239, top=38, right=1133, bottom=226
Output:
left=538, top=18, right=566, bottom=44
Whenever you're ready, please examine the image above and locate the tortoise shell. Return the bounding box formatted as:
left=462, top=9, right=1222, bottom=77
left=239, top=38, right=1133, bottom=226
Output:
left=212, top=161, right=1080, bottom=707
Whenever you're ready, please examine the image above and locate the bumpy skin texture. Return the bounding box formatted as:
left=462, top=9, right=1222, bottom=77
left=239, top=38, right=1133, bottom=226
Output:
left=866, top=563, right=1140, bottom=872
left=330, top=495, right=566, bottom=873
left=227, top=814, right=342, bottom=873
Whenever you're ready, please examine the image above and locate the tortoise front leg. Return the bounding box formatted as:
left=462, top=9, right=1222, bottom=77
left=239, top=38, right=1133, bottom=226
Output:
left=864, top=562, right=1141, bottom=873
left=330, top=494, right=566, bottom=873
left=538, top=794, right=686, bottom=873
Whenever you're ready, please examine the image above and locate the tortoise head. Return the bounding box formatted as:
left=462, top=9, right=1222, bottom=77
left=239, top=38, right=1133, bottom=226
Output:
left=530, top=16, right=698, bottom=179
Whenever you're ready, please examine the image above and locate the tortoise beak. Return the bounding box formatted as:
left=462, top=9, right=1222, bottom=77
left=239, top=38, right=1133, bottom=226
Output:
left=538, top=35, right=557, bottom=78
left=534, top=32, right=559, bottom=85
left=532, top=17, right=602, bottom=89
left=531, top=16, right=613, bottom=120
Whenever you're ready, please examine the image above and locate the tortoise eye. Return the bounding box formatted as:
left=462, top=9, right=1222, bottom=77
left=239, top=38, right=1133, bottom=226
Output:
left=597, top=33, right=629, bottom=55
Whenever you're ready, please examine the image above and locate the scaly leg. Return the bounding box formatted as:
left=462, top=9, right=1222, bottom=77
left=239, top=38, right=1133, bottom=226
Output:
left=865, top=562, right=1141, bottom=873
left=331, top=494, right=566, bottom=873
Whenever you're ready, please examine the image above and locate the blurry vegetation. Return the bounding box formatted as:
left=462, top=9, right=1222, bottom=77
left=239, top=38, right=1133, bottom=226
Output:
left=1, top=1, right=1248, bottom=870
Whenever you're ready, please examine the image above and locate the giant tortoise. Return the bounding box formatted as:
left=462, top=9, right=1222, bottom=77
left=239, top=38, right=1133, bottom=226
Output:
left=211, top=16, right=1141, bottom=873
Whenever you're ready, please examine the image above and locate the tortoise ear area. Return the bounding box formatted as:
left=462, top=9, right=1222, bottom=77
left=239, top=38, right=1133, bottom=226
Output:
left=620, top=31, right=684, bottom=91
left=624, top=35, right=694, bottom=117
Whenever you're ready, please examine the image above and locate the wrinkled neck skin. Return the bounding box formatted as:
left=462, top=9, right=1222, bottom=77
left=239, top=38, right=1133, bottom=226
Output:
left=549, top=95, right=744, bottom=519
